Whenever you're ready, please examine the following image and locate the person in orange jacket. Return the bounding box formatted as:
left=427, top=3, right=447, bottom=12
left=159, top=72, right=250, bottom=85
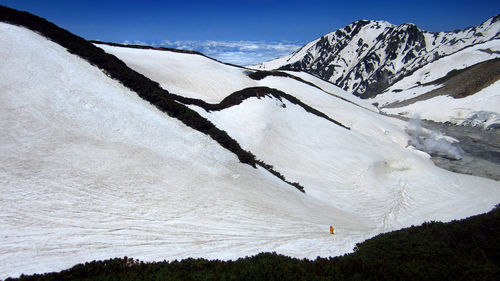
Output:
left=330, top=226, right=334, bottom=234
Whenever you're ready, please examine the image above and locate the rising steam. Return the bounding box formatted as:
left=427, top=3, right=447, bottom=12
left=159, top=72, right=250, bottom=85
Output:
left=406, top=116, right=463, bottom=160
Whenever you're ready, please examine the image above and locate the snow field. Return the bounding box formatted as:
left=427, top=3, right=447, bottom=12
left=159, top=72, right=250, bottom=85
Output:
left=372, top=40, right=500, bottom=128
left=97, top=42, right=500, bottom=238
left=99, top=43, right=407, bottom=147
left=190, top=96, right=500, bottom=231
left=2, top=21, right=500, bottom=280
left=0, top=23, right=376, bottom=278
left=96, top=44, right=258, bottom=103
left=281, top=70, right=378, bottom=111
left=372, top=39, right=500, bottom=107
left=255, top=76, right=409, bottom=147
left=382, top=80, right=500, bottom=129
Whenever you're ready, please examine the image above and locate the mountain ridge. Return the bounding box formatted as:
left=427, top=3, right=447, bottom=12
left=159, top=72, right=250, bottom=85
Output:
left=253, top=15, right=500, bottom=98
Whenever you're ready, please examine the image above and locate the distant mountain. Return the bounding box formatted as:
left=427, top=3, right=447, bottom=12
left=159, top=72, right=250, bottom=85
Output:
left=253, top=15, right=500, bottom=98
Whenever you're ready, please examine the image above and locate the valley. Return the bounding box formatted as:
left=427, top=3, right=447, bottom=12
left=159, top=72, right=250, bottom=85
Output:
left=0, top=4, right=499, bottom=279
left=422, top=120, right=500, bottom=181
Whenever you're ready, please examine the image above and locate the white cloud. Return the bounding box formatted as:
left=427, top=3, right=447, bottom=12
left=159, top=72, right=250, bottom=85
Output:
left=122, top=39, right=303, bottom=65
left=122, top=40, right=150, bottom=46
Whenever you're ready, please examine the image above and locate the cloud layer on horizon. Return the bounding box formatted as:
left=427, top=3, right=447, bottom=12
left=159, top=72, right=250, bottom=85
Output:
left=122, top=39, right=303, bottom=66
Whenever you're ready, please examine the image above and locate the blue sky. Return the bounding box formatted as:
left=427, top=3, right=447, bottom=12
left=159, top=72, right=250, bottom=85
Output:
left=3, top=0, right=499, bottom=65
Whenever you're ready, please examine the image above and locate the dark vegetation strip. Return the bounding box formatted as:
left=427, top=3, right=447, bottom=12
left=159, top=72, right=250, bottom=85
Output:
left=0, top=5, right=305, bottom=193
left=172, top=86, right=350, bottom=130
left=249, top=69, right=321, bottom=88
left=249, top=69, right=376, bottom=111
left=8, top=205, right=500, bottom=280
left=479, top=48, right=500, bottom=55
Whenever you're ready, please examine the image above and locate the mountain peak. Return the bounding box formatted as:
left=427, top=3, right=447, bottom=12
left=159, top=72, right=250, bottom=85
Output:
left=253, top=14, right=500, bottom=98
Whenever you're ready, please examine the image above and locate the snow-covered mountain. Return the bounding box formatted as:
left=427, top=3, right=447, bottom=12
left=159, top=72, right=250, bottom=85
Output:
left=1, top=6, right=500, bottom=279
left=253, top=15, right=500, bottom=99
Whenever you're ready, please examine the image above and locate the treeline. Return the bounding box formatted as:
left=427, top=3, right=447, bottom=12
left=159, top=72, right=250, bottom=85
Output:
left=8, top=205, right=499, bottom=280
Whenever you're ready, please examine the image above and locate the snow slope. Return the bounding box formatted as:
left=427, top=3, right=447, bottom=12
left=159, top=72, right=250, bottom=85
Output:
left=382, top=80, right=500, bottom=129
left=96, top=44, right=257, bottom=103
left=190, top=93, right=500, bottom=230
left=2, top=21, right=500, bottom=280
left=281, top=70, right=378, bottom=111
left=373, top=39, right=500, bottom=102
left=369, top=39, right=500, bottom=128
left=98, top=43, right=405, bottom=145
left=0, top=23, right=370, bottom=278
left=95, top=43, right=375, bottom=112
left=100, top=38, right=500, bottom=252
